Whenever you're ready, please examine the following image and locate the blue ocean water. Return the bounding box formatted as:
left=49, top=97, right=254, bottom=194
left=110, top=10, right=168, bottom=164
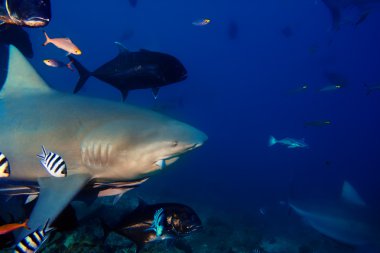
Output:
left=2, top=0, right=380, bottom=252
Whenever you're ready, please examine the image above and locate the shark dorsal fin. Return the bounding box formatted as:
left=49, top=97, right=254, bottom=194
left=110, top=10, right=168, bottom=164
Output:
left=0, top=45, right=52, bottom=97
left=341, top=181, right=366, bottom=206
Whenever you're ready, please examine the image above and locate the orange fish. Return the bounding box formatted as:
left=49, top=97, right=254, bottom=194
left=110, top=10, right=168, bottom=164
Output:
left=43, top=31, right=82, bottom=55
left=0, top=219, right=30, bottom=235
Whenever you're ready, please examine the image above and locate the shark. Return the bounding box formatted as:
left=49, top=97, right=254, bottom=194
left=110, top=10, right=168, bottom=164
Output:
left=321, top=0, right=380, bottom=30
left=290, top=181, right=380, bottom=250
left=0, top=45, right=207, bottom=242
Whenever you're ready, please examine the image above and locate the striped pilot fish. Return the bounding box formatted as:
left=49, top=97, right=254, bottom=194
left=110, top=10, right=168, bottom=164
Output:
left=37, top=146, right=67, bottom=177
left=14, top=220, right=53, bottom=253
left=0, top=152, right=11, bottom=177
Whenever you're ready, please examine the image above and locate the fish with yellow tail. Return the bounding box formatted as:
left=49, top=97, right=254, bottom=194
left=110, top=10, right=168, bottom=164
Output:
left=42, top=31, right=81, bottom=55
left=43, top=59, right=74, bottom=71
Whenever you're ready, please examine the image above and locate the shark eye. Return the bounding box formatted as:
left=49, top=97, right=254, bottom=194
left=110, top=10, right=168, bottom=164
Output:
left=171, top=140, right=178, bottom=147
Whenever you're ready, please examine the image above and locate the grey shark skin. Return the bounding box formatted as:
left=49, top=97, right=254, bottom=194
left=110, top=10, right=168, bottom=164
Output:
left=321, top=0, right=380, bottom=30
left=290, top=183, right=380, bottom=250
left=0, top=46, right=207, bottom=241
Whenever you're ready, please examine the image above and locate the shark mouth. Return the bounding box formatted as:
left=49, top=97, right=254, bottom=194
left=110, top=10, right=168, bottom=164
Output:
left=154, top=143, right=203, bottom=169
left=155, top=157, right=180, bottom=169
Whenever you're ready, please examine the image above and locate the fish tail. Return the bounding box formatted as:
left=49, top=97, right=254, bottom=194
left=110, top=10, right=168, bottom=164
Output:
left=66, top=61, right=74, bottom=72
left=36, top=145, right=47, bottom=159
left=68, top=56, right=91, bottom=93
left=23, top=218, right=30, bottom=230
left=43, top=31, right=50, bottom=46
left=268, top=136, right=277, bottom=147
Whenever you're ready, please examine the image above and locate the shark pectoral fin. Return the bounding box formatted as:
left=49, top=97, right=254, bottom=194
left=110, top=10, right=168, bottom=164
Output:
left=152, top=87, right=160, bottom=99
left=16, top=174, right=91, bottom=241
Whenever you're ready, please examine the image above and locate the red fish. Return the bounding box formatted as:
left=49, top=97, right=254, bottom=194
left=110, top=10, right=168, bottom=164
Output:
left=0, top=219, right=30, bottom=235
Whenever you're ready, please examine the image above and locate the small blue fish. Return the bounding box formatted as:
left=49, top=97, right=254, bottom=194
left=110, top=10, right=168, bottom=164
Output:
left=192, top=18, right=211, bottom=26
left=145, top=208, right=165, bottom=237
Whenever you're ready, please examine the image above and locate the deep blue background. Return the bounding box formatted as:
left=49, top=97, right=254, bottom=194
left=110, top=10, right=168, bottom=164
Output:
left=24, top=0, right=380, bottom=216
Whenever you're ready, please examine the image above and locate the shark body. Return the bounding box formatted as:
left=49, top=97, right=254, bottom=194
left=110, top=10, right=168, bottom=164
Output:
left=0, top=46, right=207, bottom=241
left=290, top=181, right=380, bottom=250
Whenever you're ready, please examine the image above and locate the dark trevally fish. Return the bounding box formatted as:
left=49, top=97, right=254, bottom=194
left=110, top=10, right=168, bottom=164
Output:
left=0, top=25, right=33, bottom=58
left=0, top=0, right=51, bottom=27
left=103, top=200, right=202, bottom=253
left=69, top=42, right=188, bottom=100
left=321, top=0, right=380, bottom=30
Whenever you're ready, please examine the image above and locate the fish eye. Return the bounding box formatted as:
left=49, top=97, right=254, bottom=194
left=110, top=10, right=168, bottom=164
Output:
left=171, top=140, right=178, bottom=147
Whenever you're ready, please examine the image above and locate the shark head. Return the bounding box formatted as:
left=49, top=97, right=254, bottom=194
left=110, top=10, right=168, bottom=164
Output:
left=0, top=45, right=207, bottom=240
left=81, top=118, right=207, bottom=179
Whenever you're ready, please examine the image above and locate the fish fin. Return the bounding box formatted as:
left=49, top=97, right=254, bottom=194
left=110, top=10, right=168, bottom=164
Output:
left=112, top=194, right=122, bottom=205
left=0, top=21, right=4, bottom=25
left=23, top=219, right=30, bottom=230
left=152, top=87, right=160, bottom=99
left=68, top=56, right=91, bottom=93
left=0, top=46, right=52, bottom=97
left=41, top=145, right=47, bottom=157
left=25, top=195, right=38, bottom=204
left=114, top=41, right=129, bottom=54
left=67, top=61, right=74, bottom=72
left=42, top=218, right=55, bottom=234
left=268, top=136, right=277, bottom=147
left=42, top=31, right=50, bottom=46
left=16, top=174, right=91, bottom=241
left=341, top=181, right=366, bottom=206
